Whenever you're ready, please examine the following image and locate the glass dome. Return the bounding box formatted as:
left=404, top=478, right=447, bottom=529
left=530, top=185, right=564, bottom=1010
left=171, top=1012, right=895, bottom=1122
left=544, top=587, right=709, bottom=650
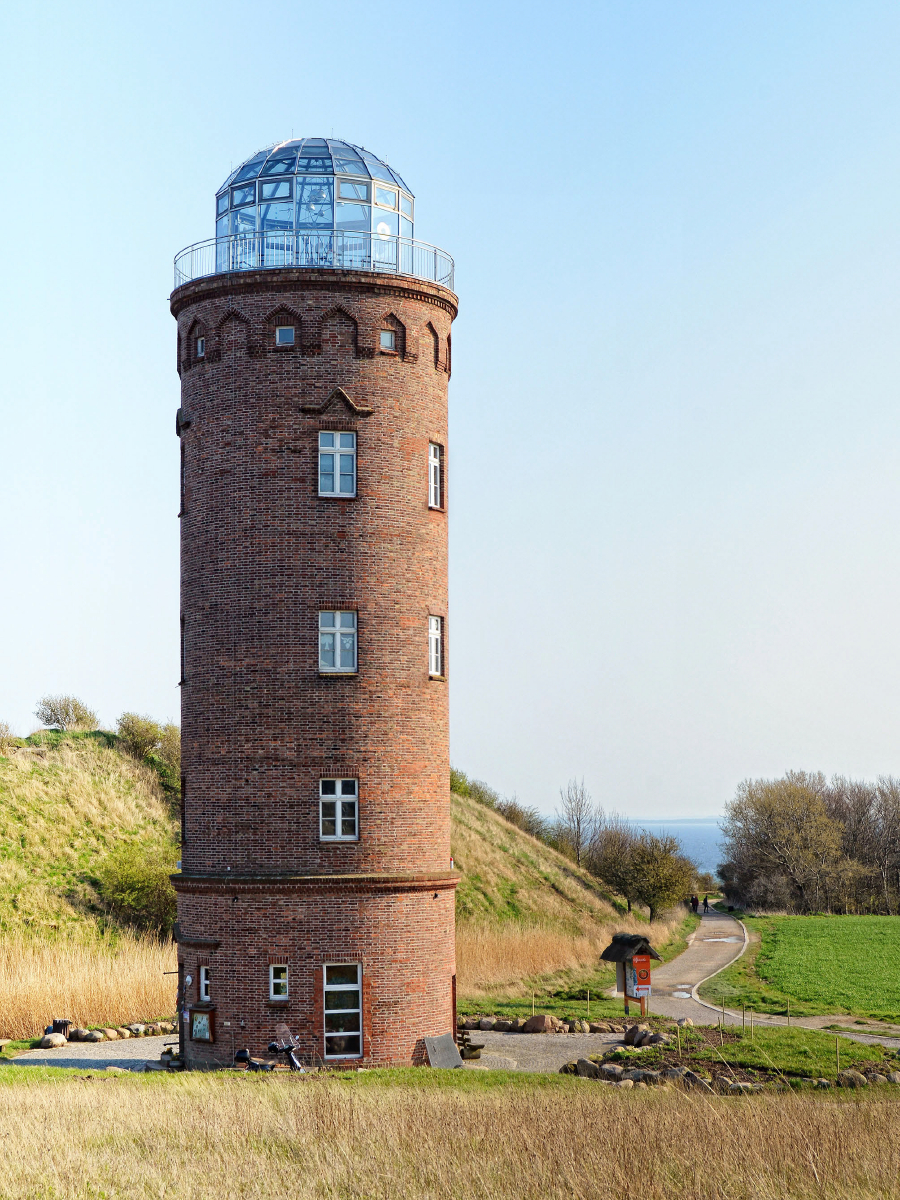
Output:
left=215, top=139, right=414, bottom=243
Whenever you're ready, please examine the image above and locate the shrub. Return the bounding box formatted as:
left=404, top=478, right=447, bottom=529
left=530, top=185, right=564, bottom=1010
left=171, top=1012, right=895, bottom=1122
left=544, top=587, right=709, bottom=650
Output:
left=96, top=840, right=178, bottom=935
left=117, top=713, right=163, bottom=761
left=117, top=714, right=181, bottom=799
left=34, top=695, right=98, bottom=732
left=0, top=722, right=15, bottom=752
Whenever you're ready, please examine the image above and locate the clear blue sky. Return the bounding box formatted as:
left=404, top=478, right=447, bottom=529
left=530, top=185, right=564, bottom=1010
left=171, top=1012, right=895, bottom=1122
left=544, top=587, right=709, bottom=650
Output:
left=2, top=1, right=899, bottom=819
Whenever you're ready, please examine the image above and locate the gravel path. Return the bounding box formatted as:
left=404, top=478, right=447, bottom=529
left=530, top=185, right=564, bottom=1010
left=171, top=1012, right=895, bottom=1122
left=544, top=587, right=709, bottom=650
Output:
left=11, top=1035, right=174, bottom=1072
left=465, top=1031, right=623, bottom=1073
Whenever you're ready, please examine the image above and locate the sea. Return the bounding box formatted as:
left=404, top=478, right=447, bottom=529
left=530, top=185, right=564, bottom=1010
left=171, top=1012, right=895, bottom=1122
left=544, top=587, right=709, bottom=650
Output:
left=624, top=818, right=724, bottom=876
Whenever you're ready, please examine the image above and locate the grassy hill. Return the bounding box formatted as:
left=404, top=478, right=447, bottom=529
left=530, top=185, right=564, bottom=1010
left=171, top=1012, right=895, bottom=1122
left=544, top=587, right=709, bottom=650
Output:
left=0, top=732, right=177, bottom=937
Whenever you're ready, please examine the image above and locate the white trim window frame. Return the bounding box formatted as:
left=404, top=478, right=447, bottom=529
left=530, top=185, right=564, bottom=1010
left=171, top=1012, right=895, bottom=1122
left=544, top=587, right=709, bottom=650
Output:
left=199, top=964, right=210, bottom=1002
left=196, top=335, right=205, bottom=359
left=428, top=442, right=443, bottom=509
left=319, top=611, right=357, bottom=673
left=323, top=963, right=362, bottom=1059
left=428, top=615, right=444, bottom=678
left=379, top=329, right=395, bottom=350
left=275, top=325, right=295, bottom=346
left=269, top=964, right=289, bottom=1000
left=320, top=778, right=359, bottom=841
left=319, top=431, right=357, bottom=497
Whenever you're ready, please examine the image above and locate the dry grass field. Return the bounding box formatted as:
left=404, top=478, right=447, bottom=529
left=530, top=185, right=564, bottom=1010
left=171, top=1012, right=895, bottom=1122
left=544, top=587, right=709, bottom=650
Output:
left=0, top=932, right=176, bottom=1039
left=0, top=1070, right=899, bottom=1199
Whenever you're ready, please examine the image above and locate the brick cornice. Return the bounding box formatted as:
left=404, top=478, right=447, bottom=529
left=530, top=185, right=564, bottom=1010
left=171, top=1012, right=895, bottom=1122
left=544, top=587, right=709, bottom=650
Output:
left=170, top=268, right=458, bottom=321
left=172, top=870, right=459, bottom=897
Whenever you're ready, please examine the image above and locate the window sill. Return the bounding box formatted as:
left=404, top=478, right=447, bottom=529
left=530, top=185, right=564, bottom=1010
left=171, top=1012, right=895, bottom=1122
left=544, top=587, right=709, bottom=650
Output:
left=428, top=505, right=446, bottom=513
left=319, top=671, right=358, bottom=678
left=320, top=838, right=360, bottom=844
left=428, top=674, right=447, bottom=683
left=318, top=494, right=358, bottom=500
left=378, top=348, right=398, bottom=356
left=267, top=998, right=290, bottom=1007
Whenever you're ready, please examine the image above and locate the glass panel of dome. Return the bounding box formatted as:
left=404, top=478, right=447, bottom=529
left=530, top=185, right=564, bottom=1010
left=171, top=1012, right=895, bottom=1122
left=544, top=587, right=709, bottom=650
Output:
left=261, top=155, right=297, bottom=176
left=297, top=156, right=332, bottom=173
left=362, top=156, right=394, bottom=183
left=217, top=193, right=229, bottom=216
left=231, top=184, right=256, bottom=208
left=339, top=180, right=369, bottom=201
left=388, top=168, right=410, bottom=190
left=233, top=158, right=266, bottom=183
left=296, top=178, right=333, bottom=228
left=400, top=194, right=413, bottom=217
left=374, top=186, right=397, bottom=209
left=259, top=202, right=293, bottom=231
left=335, top=202, right=370, bottom=232
left=260, top=179, right=292, bottom=201
left=334, top=154, right=368, bottom=175
left=400, top=216, right=413, bottom=240
left=231, top=208, right=256, bottom=234
left=373, top=209, right=399, bottom=237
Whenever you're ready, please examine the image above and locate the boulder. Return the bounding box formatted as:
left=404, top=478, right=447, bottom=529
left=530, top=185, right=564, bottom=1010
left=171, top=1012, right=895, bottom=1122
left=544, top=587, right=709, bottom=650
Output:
left=729, top=1081, right=753, bottom=1094
left=599, top=1063, right=624, bottom=1080
left=641, top=1071, right=662, bottom=1086
left=648, top=1033, right=670, bottom=1045
left=69, top=1028, right=88, bottom=1042
left=83, top=1030, right=105, bottom=1042
left=634, top=1082, right=648, bottom=1089
left=837, top=1070, right=868, bottom=1088
left=662, top=1067, right=688, bottom=1082
left=575, top=1058, right=601, bottom=1079
left=681, top=1070, right=714, bottom=1093
left=676, top=1018, right=693, bottom=1028
left=615, top=1078, right=634, bottom=1089
left=116, top=1028, right=132, bottom=1039
left=623, top=1024, right=650, bottom=1046
left=493, top=1019, right=511, bottom=1033
left=867, top=1073, right=888, bottom=1085
left=127, top=1025, right=146, bottom=1036
left=559, top=1061, right=577, bottom=1075
left=622, top=1070, right=645, bottom=1083
left=478, top=1019, right=494, bottom=1032
left=634, top=1029, right=656, bottom=1048
left=462, top=1018, right=480, bottom=1030
left=814, top=1078, right=832, bottom=1089
left=559, top=1023, right=571, bottom=1034
left=158, top=1022, right=174, bottom=1034
left=523, top=1014, right=555, bottom=1033
left=887, top=1072, right=900, bottom=1085
left=39, top=1033, right=67, bottom=1049
left=102, top=1029, right=119, bottom=1041
left=104, top=1066, right=129, bottom=1075
left=588, top=1022, right=609, bottom=1033
left=509, top=1018, right=528, bottom=1033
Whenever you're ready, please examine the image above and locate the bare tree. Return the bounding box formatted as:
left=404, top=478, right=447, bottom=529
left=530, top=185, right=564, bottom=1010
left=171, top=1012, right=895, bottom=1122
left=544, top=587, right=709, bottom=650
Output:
left=34, top=695, right=98, bottom=732
left=590, top=814, right=641, bottom=912
left=556, top=778, right=598, bottom=867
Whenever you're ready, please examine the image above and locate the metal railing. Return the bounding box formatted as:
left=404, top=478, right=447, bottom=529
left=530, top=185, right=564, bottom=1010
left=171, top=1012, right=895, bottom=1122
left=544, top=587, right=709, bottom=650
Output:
left=174, top=231, right=454, bottom=291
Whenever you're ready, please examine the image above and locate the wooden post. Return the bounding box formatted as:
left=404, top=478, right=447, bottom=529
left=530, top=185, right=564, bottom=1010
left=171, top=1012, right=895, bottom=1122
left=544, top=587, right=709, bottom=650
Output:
left=677, top=1024, right=681, bottom=1057
left=742, top=1004, right=745, bottom=1033
left=587, top=989, right=590, bottom=1020
left=836, top=1037, right=840, bottom=1074
left=532, top=991, right=535, bottom=1017
left=787, top=999, right=790, bottom=1027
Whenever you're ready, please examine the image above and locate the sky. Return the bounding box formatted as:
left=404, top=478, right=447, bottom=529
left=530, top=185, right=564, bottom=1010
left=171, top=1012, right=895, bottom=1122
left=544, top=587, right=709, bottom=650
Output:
left=2, top=0, right=900, bottom=819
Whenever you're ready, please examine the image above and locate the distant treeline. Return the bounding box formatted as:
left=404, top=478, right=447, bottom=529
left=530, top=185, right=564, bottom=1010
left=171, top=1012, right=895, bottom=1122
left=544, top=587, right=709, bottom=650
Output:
left=451, top=769, right=709, bottom=920
left=719, top=770, right=900, bottom=914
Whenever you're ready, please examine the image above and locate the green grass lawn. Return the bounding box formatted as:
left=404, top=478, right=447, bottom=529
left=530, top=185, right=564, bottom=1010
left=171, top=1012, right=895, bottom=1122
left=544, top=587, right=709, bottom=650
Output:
left=700, top=914, right=900, bottom=1019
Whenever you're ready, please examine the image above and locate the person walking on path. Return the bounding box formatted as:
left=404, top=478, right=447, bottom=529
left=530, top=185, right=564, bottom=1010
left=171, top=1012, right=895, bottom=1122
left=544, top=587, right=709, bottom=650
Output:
left=703, top=895, right=710, bottom=913
left=691, top=895, right=699, bottom=914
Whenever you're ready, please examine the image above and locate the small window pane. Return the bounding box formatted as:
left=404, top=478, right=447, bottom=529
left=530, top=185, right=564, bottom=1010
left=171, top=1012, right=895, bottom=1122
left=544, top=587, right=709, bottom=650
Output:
left=374, top=186, right=397, bottom=209
left=319, top=432, right=335, bottom=448
left=340, top=779, right=357, bottom=796
left=340, top=808, right=357, bottom=838
left=217, top=193, right=229, bottom=215
left=319, top=633, right=335, bottom=667
left=325, top=1012, right=360, bottom=1033
left=400, top=216, right=413, bottom=240
left=339, top=634, right=355, bottom=668
left=400, top=194, right=413, bottom=217
left=231, top=208, right=256, bottom=235
left=320, top=452, right=335, bottom=471
left=334, top=156, right=368, bottom=176
left=326, top=964, right=359, bottom=987
left=320, top=473, right=335, bottom=493
left=335, top=202, right=370, bottom=232
left=233, top=160, right=264, bottom=183
left=260, top=179, right=292, bottom=201
left=380, top=330, right=395, bottom=350
left=325, top=1034, right=361, bottom=1056
left=338, top=433, right=355, bottom=449
left=339, top=180, right=369, bottom=200
left=321, top=803, right=337, bottom=836
left=297, top=178, right=333, bottom=228
left=339, top=612, right=356, bottom=628
left=275, top=326, right=295, bottom=345
left=231, top=184, right=256, bottom=208
left=216, top=216, right=229, bottom=239
left=324, top=989, right=360, bottom=1010
left=261, top=155, right=297, bottom=176
left=270, top=965, right=288, bottom=998
left=259, top=202, right=292, bottom=231
left=297, top=156, right=332, bottom=173
left=320, top=612, right=335, bottom=627
left=320, top=779, right=337, bottom=795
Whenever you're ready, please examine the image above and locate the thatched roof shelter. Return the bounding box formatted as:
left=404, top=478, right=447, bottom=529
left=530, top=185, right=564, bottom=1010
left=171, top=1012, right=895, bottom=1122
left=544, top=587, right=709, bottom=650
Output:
left=599, top=933, right=662, bottom=962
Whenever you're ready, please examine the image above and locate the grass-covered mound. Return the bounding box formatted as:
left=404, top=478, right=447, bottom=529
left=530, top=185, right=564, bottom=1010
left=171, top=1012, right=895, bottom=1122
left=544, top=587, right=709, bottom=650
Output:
left=700, top=912, right=900, bottom=1019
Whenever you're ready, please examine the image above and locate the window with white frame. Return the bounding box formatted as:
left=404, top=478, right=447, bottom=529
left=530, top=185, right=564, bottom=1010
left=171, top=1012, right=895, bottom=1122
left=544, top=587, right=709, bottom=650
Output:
left=379, top=329, right=395, bottom=351
left=319, top=611, right=357, bottom=672
left=429, top=616, right=444, bottom=677
left=324, top=963, right=362, bottom=1058
left=319, top=432, right=356, bottom=497
left=320, top=778, right=358, bottom=841
left=275, top=325, right=295, bottom=346
left=428, top=442, right=443, bottom=509
left=196, top=335, right=205, bottom=358
left=199, top=965, right=210, bottom=1002
left=269, top=964, right=288, bottom=1000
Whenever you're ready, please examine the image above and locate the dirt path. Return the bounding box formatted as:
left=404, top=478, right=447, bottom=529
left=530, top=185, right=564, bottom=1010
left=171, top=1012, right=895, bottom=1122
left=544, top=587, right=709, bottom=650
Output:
left=10, top=1035, right=173, bottom=1072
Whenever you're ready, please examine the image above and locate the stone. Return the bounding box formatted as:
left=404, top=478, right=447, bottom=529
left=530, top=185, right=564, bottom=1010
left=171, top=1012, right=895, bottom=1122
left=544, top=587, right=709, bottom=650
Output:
left=523, top=1014, right=555, bottom=1033
left=676, top=1018, right=693, bottom=1028
left=575, top=1058, right=601, bottom=1079
left=588, top=1022, right=609, bottom=1033
left=478, top=1019, right=494, bottom=1031
left=634, top=1081, right=648, bottom=1089
left=157, top=1022, right=174, bottom=1033
left=142, top=1062, right=165, bottom=1072
left=642, top=1071, right=662, bottom=1086
left=509, top=1018, right=528, bottom=1032
left=39, top=1033, right=67, bottom=1049
left=867, top=1073, right=888, bottom=1085
left=69, top=1028, right=88, bottom=1042
left=681, top=1070, right=714, bottom=1093
left=104, top=1066, right=129, bottom=1074
left=600, top=1063, right=624, bottom=1079
left=729, top=1081, right=753, bottom=1094
left=559, top=1023, right=571, bottom=1034
left=648, top=1033, right=670, bottom=1045
left=116, top=1028, right=132, bottom=1039
left=493, top=1019, right=511, bottom=1033
left=462, top=1018, right=480, bottom=1031
left=127, top=1025, right=146, bottom=1036
left=623, top=1024, right=650, bottom=1046
left=837, top=1070, right=868, bottom=1088
left=615, top=1078, right=634, bottom=1089
left=887, top=1072, right=900, bottom=1084
left=814, top=1078, right=832, bottom=1089
left=83, top=1030, right=105, bottom=1042
left=102, top=1029, right=119, bottom=1040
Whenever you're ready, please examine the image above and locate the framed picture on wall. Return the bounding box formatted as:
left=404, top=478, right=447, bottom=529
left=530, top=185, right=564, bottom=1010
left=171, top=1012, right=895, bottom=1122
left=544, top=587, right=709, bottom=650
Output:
left=190, top=1008, right=215, bottom=1042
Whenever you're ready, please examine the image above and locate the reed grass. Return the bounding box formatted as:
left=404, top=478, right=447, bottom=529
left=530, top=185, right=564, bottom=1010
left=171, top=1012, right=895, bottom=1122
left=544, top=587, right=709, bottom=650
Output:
left=0, top=932, right=176, bottom=1038
left=0, top=1072, right=898, bottom=1198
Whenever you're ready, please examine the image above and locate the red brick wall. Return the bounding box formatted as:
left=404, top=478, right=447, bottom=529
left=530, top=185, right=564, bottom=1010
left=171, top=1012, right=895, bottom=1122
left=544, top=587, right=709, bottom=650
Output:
left=170, top=268, right=458, bottom=1067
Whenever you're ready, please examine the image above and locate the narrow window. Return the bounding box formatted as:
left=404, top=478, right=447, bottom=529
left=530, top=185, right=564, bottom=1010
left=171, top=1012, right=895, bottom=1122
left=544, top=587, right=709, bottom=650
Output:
left=196, top=336, right=205, bottom=359
left=324, top=963, right=362, bottom=1058
left=180, top=615, right=185, bottom=684
left=428, top=443, right=444, bottom=509
left=179, top=444, right=185, bottom=515
left=199, top=965, right=210, bottom=1003
left=379, top=329, right=395, bottom=351
left=319, top=611, right=357, bottom=673
left=180, top=774, right=186, bottom=847
left=429, top=616, right=444, bottom=678
left=320, top=778, right=358, bottom=841
left=318, top=432, right=356, bottom=497
left=275, top=325, right=295, bottom=346
left=269, top=964, right=289, bottom=1000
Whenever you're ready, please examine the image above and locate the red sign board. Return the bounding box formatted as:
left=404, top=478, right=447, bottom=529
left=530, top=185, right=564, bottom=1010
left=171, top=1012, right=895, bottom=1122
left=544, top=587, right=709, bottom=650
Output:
left=632, top=954, right=652, bottom=997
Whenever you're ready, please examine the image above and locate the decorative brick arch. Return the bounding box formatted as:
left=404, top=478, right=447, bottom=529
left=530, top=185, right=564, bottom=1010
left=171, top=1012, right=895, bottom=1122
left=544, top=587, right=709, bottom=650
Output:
left=425, top=321, right=441, bottom=370
left=379, top=312, right=407, bottom=360
left=317, top=305, right=360, bottom=357
left=213, top=308, right=251, bottom=361
left=263, top=304, right=303, bottom=352
left=184, top=318, right=208, bottom=371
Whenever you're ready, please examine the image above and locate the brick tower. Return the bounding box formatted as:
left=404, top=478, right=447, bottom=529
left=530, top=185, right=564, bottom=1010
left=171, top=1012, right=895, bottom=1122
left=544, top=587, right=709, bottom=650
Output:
left=169, top=139, right=457, bottom=1067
